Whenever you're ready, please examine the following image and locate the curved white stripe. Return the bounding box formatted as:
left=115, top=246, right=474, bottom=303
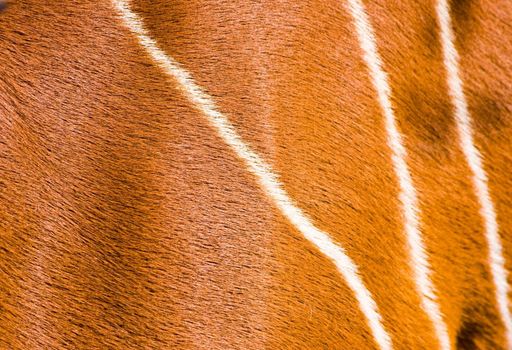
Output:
left=436, top=1, right=512, bottom=348
left=111, top=1, right=392, bottom=349
left=345, top=1, right=451, bottom=349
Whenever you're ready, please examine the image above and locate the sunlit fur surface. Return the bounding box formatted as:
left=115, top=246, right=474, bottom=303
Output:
left=1, top=1, right=512, bottom=349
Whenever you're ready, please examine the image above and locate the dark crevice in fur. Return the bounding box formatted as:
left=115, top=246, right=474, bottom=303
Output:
left=456, top=322, right=480, bottom=349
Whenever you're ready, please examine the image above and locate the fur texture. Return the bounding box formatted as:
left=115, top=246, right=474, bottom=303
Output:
left=0, top=1, right=511, bottom=349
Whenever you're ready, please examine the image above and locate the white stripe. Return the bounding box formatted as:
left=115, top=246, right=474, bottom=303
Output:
left=435, top=1, right=512, bottom=348
left=111, top=1, right=392, bottom=349
left=344, top=1, right=451, bottom=349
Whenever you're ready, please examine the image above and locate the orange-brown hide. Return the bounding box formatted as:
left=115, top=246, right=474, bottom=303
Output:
left=0, top=1, right=511, bottom=349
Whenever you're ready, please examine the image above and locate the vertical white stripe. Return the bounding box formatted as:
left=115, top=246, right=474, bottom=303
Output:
left=111, top=1, right=393, bottom=349
left=344, top=1, right=451, bottom=349
left=436, top=1, right=512, bottom=348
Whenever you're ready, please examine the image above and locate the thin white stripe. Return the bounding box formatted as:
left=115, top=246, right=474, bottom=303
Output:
left=344, top=1, right=451, bottom=349
left=111, top=1, right=392, bottom=349
left=435, top=1, right=512, bottom=348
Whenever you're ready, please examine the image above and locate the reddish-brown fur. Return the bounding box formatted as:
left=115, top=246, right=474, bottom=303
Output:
left=0, top=0, right=511, bottom=348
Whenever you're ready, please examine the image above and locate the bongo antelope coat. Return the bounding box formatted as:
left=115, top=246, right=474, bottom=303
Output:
left=0, top=0, right=511, bottom=348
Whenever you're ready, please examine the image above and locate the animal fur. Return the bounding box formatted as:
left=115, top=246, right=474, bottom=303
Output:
left=0, top=0, right=511, bottom=349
